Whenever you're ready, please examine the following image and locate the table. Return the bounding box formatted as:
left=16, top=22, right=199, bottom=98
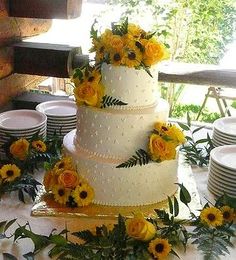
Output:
left=1, top=167, right=236, bottom=260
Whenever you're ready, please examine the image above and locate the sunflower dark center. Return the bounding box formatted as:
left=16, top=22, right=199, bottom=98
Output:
left=58, top=162, right=65, bottom=169
left=208, top=213, right=216, bottom=221
left=36, top=143, right=42, bottom=148
left=223, top=211, right=230, bottom=219
left=58, top=189, right=65, bottom=196
left=6, top=170, right=14, bottom=177
left=80, top=191, right=88, bottom=199
left=100, top=46, right=105, bottom=53
left=128, top=51, right=136, bottom=60
left=114, top=53, right=121, bottom=61
left=155, top=243, right=164, bottom=253
left=88, top=76, right=95, bottom=82
left=162, top=126, right=168, bottom=131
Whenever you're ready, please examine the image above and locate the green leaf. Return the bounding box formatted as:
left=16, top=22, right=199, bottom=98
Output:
left=177, top=122, right=190, bottom=131
left=23, top=252, right=35, bottom=260
left=3, top=253, right=17, bottom=260
left=168, top=196, right=173, bottom=215
left=176, top=183, right=191, bottom=206
left=192, top=126, right=205, bottom=134
left=116, top=149, right=151, bottom=168
left=173, top=196, right=179, bottom=217
left=4, top=219, right=17, bottom=233
left=100, top=95, right=128, bottom=108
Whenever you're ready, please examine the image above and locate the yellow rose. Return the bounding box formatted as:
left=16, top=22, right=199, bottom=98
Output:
left=128, top=23, right=143, bottom=38
left=74, top=82, right=98, bottom=107
left=166, top=125, right=186, bottom=146
left=108, top=35, right=124, bottom=51
left=58, top=170, right=79, bottom=189
left=142, top=39, right=168, bottom=66
left=126, top=213, right=156, bottom=241
left=10, top=138, right=29, bottom=160
left=43, top=170, right=58, bottom=192
left=149, top=134, right=176, bottom=161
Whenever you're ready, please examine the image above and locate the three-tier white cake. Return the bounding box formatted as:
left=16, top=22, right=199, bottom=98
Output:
left=63, top=63, right=178, bottom=206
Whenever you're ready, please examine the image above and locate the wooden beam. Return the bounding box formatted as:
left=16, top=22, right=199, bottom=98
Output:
left=9, top=0, right=82, bottom=19
left=159, top=62, right=236, bottom=88
left=14, top=42, right=73, bottom=78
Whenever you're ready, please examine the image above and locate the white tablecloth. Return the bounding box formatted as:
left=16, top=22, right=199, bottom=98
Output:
left=1, top=167, right=236, bottom=260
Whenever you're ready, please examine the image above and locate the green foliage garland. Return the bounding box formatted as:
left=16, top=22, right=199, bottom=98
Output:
left=1, top=186, right=236, bottom=259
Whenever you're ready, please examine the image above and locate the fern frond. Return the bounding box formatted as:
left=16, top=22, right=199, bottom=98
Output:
left=116, top=149, right=151, bottom=168
left=100, top=95, right=128, bottom=108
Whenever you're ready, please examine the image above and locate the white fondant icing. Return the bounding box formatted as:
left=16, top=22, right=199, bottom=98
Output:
left=101, top=63, right=159, bottom=109
left=75, top=99, right=169, bottom=160
left=63, top=130, right=178, bottom=206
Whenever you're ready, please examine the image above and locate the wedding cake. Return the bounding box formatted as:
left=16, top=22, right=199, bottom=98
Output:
left=63, top=19, right=185, bottom=206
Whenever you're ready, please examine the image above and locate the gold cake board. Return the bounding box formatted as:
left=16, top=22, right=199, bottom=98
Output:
left=31, top=156, right=202, bottom=221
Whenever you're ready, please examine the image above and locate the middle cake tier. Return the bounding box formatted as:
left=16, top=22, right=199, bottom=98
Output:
left=75, top=98, right=169, bottom=160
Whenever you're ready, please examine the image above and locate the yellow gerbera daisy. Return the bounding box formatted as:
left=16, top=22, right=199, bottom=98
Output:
left=220, top=206, right=235, bottom=223
left=52, top=184, right=71, bottom=205
left=32, top=140, right=47, bottom=153
left=53, top=156, right=75, bottom=175
left=148, top=238, right=171, bottom=259
left=0, top=164, right=21, bottom=182
left=72, top=183, right=94, bottom=206
left=200, top=207, right=223, bottom=227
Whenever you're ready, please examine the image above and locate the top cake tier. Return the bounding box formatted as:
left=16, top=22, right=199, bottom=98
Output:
left=101, top=64, right=159, bottom=109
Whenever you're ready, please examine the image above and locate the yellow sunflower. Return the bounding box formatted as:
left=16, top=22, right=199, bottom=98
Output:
left=10, top=138, right=29, bottom=160
left=200, top=207, right=223, bottom=227
left=72, top=183, right=94, bottom=206
left=220, top=206, right=235, bottom=223
left=52, top=184, right=71, bottom=205
left=122, top=48, right=142, bottom=68
left=0, top=164, right=21, bottom=182
left=43, top=170, right=58, bottom=192
left=32, top=140, right=47, bottom=153
left=53, top=156, right=75, bottom=175
left=148, top=238, right=171, bottom=259
left=110, top=50, right=124, bottom=66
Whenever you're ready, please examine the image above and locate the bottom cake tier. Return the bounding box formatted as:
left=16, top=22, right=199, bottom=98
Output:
left=63, top=130, right=178, bottom=206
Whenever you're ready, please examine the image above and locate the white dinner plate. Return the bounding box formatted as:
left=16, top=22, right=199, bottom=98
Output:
left=214, top=117, right=236, bottom=137
left=210, top=160, right=236, bottom=177
left=208, top=178, right=236, bottom=197
left=210, top=145, right=236, bottom=171
left=208, top=174, right=236, bottom=195
left=209, top=169, right=236, bottom=188
left=213, top=128, right=236, bottom=140
left=0, top=110, right=47, bottom=130
left=213, top=132, right=236, bottom=143
left=212, top=136, right=236, bottom=146
left=36, top=100, right=77, bottom=117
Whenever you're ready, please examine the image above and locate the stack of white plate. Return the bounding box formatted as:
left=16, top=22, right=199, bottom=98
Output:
left=212, top=117, right=236, bottom=147
left=0, top=109, right=47, bottom=157
left=36, top=100, right=77, bottom=140
left=208, top=145, right=236, bottom=198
